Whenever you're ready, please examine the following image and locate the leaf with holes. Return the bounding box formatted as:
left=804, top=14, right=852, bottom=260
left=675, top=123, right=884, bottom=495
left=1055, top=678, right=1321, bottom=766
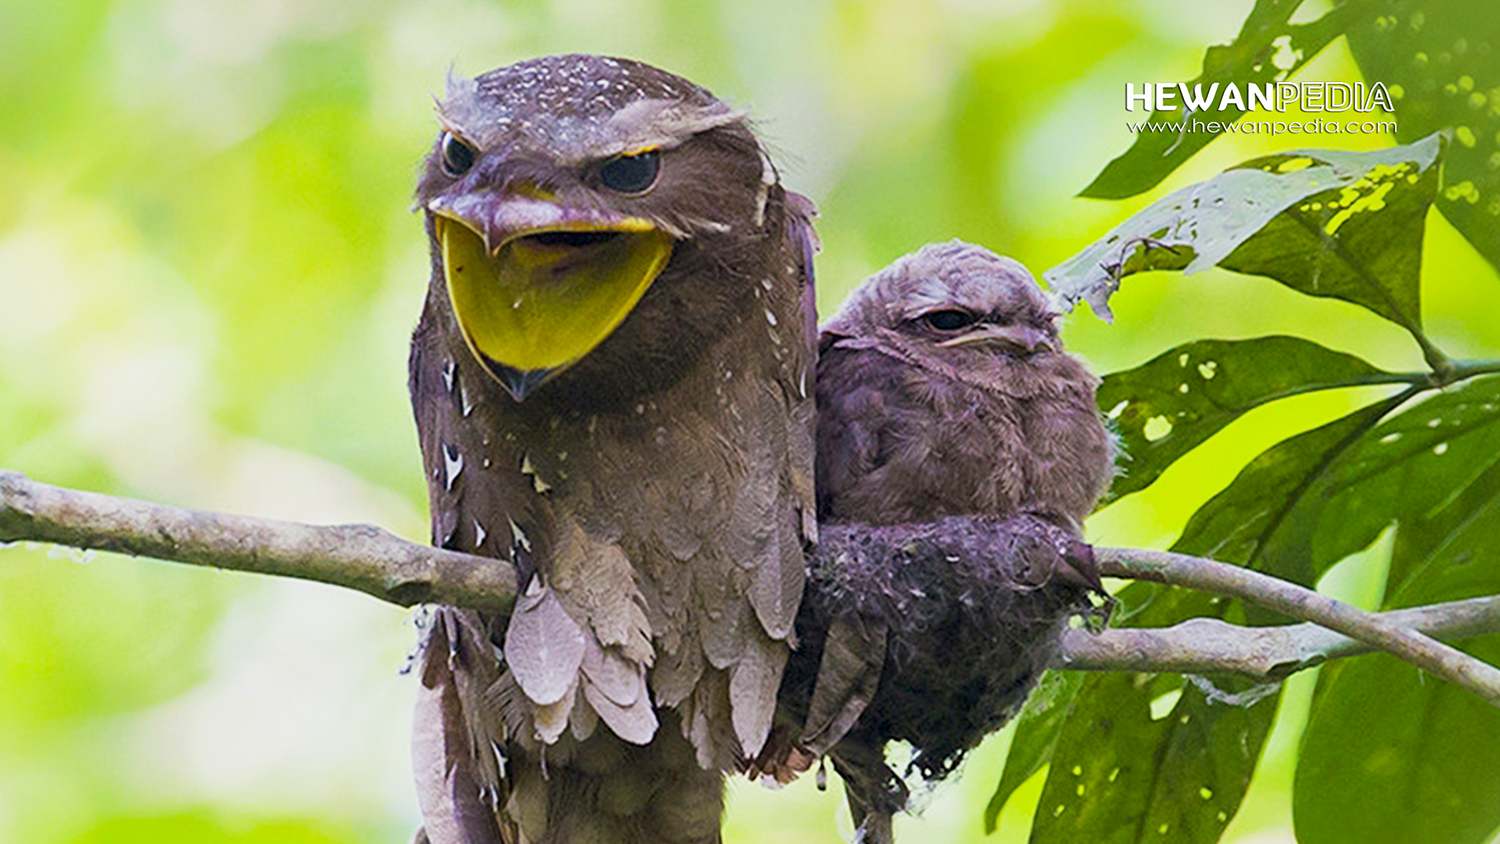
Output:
left=1026, top=657, right=1277, bottom=844
left=1383, top=392, right=1500, bottom=603
left=1011, top=397, right=1403, bottom=841
left=1187, top=374, right=1500, bottom=594
left=1049, top=381, right=1500, bottom=844
left=1348, top=0, right=1500, bottom=270
left=1295, top=452, right=1500, bottom=844
left=985, top=581, right=1196, bottom=831
left=984, top=671, right=1084, bottom=832
left=1100, top=336, right=1397, bottom=502
left=1216, top=144, right=1442, bottom=335
left=1173, top=393, right=1410, bottom=586
left=1307, top=375, right=1500, bottom=586
left=1010, top=578, right=1271, bottom=844
left=1050, top=134, right=1443, bottom=331
left=1081, top=0, right=1378, bottom=199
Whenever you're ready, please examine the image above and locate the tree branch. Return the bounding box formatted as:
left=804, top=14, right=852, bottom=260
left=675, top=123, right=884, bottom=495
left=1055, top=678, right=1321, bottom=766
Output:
left=5, top=470, right=1500, bottom=704
left=1094, top=547, right=1500, bottom=707
left=0, top=471, right=516, bottom=612
left=1447, top=358, right=1500, bottom=383
left=1054, top=595, right=1500, bottom=677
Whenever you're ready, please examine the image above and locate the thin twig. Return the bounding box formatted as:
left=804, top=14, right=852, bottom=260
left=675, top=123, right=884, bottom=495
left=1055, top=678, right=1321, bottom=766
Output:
left=1448, top=358, right=1500, bottom=384
left=1054, top=595, right=1500, bottom=676
left=0, top=471, right=516, bottom=612
left=1095, top=547, right=1500, bottom=708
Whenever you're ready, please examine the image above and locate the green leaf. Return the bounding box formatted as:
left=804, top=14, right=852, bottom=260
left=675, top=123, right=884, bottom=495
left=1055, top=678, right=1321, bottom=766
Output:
left=1099, top=336, right=1397, bottom=502
left=1021, top=583, right=1270, bottom=844
left=1348, top=0, right=1500, bottom=271
left=1387, top=461, right=1500, bottom=606
left=984, top=671, right=1085, bottom=832
left=1026, top=668, right=1277, bottom=844
left=1050, top=134, right=1444, bottom=334
left=986, top=581, right=1199, bottom=831
left=1173, top=393, right=1410, bottom=584
left=1080, top=0, right=1375, bottom=200
left=1170, top=373, right=1500, bottom=601
left=1216, top=146, right=1441, bottom=335
left=1311, top=375, right=1500, bottom=586
left=1294, top=644, right=1500, bottom=844
left=986, top=581, right=1214, bottom=832
left=1018, top=396, right=1406, bottom=842
left=1103, top=376, right=1500, bottom=844
left=1295, top=448, right=1500, bottom=844
left=1168, top=373, right=1500, bottom=595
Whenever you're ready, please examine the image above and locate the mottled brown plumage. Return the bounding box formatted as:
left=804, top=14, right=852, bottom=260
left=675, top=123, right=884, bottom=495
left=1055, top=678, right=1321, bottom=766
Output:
left=816, top=241, right=1112, bottom=533
left=779, top=516, right=1104, bottom=841
left=797, top=241, right=1112, bottom=842
left=408, top=55, right=817, bottom=844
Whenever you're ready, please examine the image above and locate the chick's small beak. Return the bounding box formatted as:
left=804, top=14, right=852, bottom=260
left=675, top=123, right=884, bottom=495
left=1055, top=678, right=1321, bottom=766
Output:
left=430, top=190, right=674, bottom=401
left=938, top=324, right=1055, bottom=355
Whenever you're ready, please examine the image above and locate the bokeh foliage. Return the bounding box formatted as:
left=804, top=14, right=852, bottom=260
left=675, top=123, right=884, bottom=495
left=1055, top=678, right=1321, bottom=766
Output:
left=1, top=1, right=1498, bottom=843
left=994, top=0, right=1500, bottom=840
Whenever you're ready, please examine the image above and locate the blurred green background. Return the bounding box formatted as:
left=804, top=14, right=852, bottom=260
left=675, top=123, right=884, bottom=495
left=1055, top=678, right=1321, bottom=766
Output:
left=2, top=0, right=1497, bottom=842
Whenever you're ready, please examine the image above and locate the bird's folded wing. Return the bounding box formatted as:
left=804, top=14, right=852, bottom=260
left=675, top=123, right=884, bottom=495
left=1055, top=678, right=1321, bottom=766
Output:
left=798, top=612, right=888, bottom=756
left=413, top=613, right=504, bottom=844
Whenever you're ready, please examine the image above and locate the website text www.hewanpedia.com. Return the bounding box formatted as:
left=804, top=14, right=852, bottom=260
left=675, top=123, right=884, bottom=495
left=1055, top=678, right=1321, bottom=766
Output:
left=1127, top=117, right=1399, bottom=137
left=1123, top=82, right=1398, bottom=137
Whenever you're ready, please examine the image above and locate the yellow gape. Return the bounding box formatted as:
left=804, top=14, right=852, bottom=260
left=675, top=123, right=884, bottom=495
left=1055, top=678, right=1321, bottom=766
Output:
left=438, top=216, right=674, bottom=391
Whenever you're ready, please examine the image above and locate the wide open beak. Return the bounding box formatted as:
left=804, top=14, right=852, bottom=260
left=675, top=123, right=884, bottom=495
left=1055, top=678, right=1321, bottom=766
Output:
left=430, top=191, right=674, bottom=401
left=937, top=324, right=1055, bottom=356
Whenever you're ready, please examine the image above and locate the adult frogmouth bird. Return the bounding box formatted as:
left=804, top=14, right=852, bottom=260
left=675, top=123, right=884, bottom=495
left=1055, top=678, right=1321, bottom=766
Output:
left=407, top=55, right=817, bottom=844
left=797, top=241, right=1113, bottom=842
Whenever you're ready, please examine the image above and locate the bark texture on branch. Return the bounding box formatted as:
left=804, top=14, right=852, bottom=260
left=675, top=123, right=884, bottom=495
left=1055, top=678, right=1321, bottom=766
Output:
left=1094, top=547, right=1500, bottom=707
left=5, top=470, right=1500, bottom=701
left=1053, top=596, right=1500, bottom=677
left=0, top=471, right=516, bottom=611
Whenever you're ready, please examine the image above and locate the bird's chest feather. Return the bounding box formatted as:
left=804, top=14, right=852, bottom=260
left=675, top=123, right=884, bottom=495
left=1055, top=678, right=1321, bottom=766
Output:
left=885, top=370, right=1031, bottom=513
left=412, top=239, right=815, bottom=759
left=442, top=303, right=808, bottom=623
left=826, top=348, right=1103, bottom=523
left=898, top=358, right=1111, bottom=529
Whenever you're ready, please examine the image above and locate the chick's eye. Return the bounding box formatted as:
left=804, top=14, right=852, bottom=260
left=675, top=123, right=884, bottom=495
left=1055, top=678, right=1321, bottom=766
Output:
left=922, top=310, right=977, bottom=331
left=441, top=132, right=475, bottom=177
left=599, top=150, right=661, bottom=194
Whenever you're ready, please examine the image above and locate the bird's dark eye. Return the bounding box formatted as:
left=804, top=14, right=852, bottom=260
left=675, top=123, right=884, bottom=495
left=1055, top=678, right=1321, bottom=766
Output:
left=441, top=132, right=476, bottom=177
left=598, top=150, right=661, bottom=194
left=922, top=310, right=977, bottom=331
